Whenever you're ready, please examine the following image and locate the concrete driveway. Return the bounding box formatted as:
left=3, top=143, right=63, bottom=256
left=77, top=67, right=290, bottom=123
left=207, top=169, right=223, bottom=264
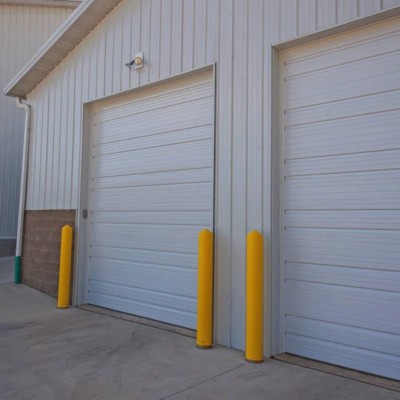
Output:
left=0, top=257, right=13, bottom=283
left=0, top=284, right=398, bottom=400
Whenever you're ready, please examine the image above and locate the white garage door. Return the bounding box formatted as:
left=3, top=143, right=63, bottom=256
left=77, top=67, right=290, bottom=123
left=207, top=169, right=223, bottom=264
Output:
left=87, top=73, right=214, bottom=329
left=282, top=19, right=400, bottom=380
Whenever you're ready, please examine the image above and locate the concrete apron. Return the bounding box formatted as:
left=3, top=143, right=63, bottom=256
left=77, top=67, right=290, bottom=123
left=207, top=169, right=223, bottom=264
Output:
left=0, top=283, right=398, bottom=400
left=81, top=303, right=400, bottom=393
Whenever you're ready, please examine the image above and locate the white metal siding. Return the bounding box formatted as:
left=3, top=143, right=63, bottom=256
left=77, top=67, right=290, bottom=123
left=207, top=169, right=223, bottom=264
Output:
left=0, top=5, right=73, bottom=237
left=282, top=20, right=400, bottom=380
left=87, top=73, right=214, bottom=329
left=24, top=0, right=400, bottom=350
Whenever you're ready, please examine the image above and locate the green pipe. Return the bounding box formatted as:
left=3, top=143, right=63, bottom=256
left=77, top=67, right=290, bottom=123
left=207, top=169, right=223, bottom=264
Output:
left=15, top=256, right=21, bottom=284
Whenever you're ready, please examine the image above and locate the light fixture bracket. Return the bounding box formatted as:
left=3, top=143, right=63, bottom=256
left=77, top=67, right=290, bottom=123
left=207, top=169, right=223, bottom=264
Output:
left=125, top=52, right=144, bottom=69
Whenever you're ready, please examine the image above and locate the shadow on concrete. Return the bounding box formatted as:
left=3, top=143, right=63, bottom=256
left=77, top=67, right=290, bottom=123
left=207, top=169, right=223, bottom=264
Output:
left=0, top=238, right=16, bottom=257
left=0, top=256, right=13, bottom=284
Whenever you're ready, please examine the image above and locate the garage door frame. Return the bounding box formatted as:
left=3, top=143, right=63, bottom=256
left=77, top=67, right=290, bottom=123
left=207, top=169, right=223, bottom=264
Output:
left=74, top=65, right=216, bottom=322
left=269, top=10, right=400, bottom=358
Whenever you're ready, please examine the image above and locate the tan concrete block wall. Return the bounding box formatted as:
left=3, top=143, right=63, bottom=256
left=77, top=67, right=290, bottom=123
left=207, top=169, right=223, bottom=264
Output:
left=22, top=210, right=75, bottom=299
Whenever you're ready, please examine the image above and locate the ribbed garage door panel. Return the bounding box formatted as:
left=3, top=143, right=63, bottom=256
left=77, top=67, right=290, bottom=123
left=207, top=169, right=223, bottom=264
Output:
left=87, top=73, right=214, bottom=329
left=282, top=20, right=400, bottom=380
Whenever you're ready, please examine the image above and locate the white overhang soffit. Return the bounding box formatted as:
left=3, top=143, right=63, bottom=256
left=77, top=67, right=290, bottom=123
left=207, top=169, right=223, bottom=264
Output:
left=3, top=0, right=121, bottom=98
left=0, top=0, right=81, bottom=8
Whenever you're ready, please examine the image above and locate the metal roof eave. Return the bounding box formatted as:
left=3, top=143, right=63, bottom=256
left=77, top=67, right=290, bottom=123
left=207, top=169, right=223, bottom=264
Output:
left=3, top=0, right=121, bottom=98
left=0, top=1, right=81, bottom=8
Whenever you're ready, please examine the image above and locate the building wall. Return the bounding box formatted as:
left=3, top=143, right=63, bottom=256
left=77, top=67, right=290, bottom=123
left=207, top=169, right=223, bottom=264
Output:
left=0, top=5, right=74, bottom=238
left=24, top=0, right=400, bottom=351
left=22, top=210, right=75, bottom=298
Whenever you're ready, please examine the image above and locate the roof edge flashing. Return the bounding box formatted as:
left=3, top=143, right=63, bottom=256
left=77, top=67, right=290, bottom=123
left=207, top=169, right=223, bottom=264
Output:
left=4, top=0, right=120, bottom=97
left=0, top=1, right=81, bottom=9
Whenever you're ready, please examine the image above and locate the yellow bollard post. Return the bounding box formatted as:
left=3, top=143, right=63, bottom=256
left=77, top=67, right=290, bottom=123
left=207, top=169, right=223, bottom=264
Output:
left=246, top=230, right=263, bottom=363
left=197, top=229, right=213, bottom=349
left=57, top=225, right=73, bottom=309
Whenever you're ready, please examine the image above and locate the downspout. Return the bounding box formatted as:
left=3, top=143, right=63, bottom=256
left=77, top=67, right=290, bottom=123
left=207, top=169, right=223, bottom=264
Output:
left=15, top=97, right=31, bottom=284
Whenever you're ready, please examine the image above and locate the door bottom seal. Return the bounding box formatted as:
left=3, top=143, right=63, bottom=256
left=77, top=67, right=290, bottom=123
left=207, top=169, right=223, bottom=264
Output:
left=78, top=304, right=196, bottom=339
left=272, top=354, right=400, bottom=392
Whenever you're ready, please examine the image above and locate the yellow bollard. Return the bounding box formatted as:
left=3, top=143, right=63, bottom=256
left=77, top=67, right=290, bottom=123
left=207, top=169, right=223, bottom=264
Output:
left=197, top=229, right=213, bottom=349
left=57, top=225, right=73, bottom=309
left=246, top=230, right=263, bottom=363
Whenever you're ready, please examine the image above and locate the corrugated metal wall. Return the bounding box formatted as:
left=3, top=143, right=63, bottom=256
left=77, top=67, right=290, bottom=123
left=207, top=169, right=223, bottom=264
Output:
left=0, top=5, right=73, bottom=238
left=24, top=0, right=400, bottom=350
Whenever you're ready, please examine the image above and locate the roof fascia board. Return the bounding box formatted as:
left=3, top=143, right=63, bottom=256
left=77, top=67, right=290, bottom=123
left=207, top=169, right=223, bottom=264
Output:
left=4, top=0, right=120, bottom=98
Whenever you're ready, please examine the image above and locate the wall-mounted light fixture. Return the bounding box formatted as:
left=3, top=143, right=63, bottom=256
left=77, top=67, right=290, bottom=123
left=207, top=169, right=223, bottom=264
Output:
left=125, top=52, right=144, bottom=69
